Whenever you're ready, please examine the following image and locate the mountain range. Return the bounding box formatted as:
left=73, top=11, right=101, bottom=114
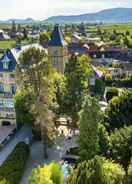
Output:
left=45, top=8, right=132, bottom=23
left=0, top=8, right=132, bottom=24
left=0, top=18, right=36, bottom=24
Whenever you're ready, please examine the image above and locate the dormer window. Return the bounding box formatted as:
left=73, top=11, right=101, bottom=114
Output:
left=1, top=55, right=10, bottom=70
left=3, top=61, right=9, bottom=69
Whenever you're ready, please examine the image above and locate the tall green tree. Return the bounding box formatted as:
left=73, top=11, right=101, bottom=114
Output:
left=78, top=96, right=101, bottom=160
left=109, top=125, right=132, bottom=169
left=16, top=47, right=56, bottom=158
left=61, top=54, right=92, bottom=127
left=39, top=32, right=50, bottom=46
left=68, top=156, right=125, bottom=184
left=127, top=158, right=132, bottom=184
left=14, top=90, right=35, bottom=126
left=98, top=123, right=109, bottom=156
left=106, top=89, right=132, bottom=130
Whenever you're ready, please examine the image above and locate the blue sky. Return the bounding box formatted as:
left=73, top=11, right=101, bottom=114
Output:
left=0, top=0, right=132, bottom=20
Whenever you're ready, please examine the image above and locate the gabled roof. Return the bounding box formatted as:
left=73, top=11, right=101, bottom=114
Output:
left=49, top=24, right=67, bottom=47
left=92, top=65, right=103, bottom=78
left=0, top=44, right=46, bottom=72
left=11, top=43, right=45, bottom=62
left=0, top=49, right=17, bottom=72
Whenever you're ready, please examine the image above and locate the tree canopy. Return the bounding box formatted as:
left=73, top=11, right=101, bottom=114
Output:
left=78, top=96, right=101, bottom=160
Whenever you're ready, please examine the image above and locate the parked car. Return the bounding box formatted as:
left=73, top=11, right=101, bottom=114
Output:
left=61, top=154, right=79, bottom=164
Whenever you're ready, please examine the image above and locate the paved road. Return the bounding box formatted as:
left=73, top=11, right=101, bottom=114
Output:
left=20, top=137, right=77, bottom=184
left=0, top=126, right=32, bottom=166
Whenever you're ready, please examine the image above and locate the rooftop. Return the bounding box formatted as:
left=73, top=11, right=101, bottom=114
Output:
left=49, top=24, right=67, bottom=47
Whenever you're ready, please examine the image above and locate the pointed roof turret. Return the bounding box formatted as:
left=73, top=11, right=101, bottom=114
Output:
left=49, top=24, right=67, bottom=47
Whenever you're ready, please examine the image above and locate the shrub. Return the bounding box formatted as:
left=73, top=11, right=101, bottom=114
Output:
left=0, top=142, right=30, bottom=184
left=14, top=91, right=35, bottom=126
left=68, top=156, right=125, bottom=184
left=127, top=158, right=132, bottom=184
left=98, top=123, right=110, bottom=156
left=28, top=161, right=64, bottom=184
left=93, top=78, right=105, bottom=98
left=106, top=87, right=119, bottom=102
left=109, top=125, right=132, bottom=169
left=106, top=90, right=132, bottom=129
left=78, top=96, right=100, bottom=160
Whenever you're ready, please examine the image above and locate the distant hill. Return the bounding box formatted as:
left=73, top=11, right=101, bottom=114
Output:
left=45, top=8, right=132, bottom=23
left=0, top=18, right=36, bottom=24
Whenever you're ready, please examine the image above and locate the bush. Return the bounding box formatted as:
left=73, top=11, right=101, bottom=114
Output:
left=14, top=91, right=35, bottom=126
left=28, top=161, right=64, bottom=184
left=106, top=87, right=119, bottom=102
left=106, top=90, right=132, bottom=129
left=93, top=78, right=105, bottom=98
left=0, top=142, right=30, bottom=184
left=127, top=158, right=132, bottom=184
left=68, top=156, right=125, bottom=184
left=98, top=123, right=110, bottom=156
left=109, top=125, right=132, bottom=169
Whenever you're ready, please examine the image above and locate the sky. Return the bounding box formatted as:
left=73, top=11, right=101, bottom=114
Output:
left=0, top=0, right=132, bottom=20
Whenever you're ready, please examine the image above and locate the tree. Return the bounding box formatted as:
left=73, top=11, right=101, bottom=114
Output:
left=28, top=162, right=64, bottom=184
left=60, top=54, right=92, bottom=127
left=0, top=179, right=9, bottom=184
left=16, top=47, right=56, bottom=158
left=106, top=90, right=132, bottom=129
left=14, top=90, right=35, bottom=126
left=98, top=123, right=109, bottom=156
left=68, top=156, right=125, bottom=184
left=78, top=96, right=101, bottom=160
left=39, top=32, right=50, bottom=46
left=127, top=158, right=132, bottom=184
left=93, top=78, right=105, bottom=98
left=23, top=28, right=28, bottom=39
left=109, top=125, right=132, bottom=169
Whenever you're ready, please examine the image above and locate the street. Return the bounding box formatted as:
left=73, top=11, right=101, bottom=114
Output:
left=0, top=125, right=32, bottom=166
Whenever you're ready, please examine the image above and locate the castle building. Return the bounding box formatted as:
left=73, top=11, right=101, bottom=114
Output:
left=0, top=44, right=44, bottom=127
left=0, top=49, right=17, bottom=126
left=48, top=24, right=68, bottom=74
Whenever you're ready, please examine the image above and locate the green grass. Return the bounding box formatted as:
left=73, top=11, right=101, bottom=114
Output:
left=88, top=23, right=132, bottom=34
left=0, top=40, right=16, bottom=50
left=101, top=24, right=132, bottom=33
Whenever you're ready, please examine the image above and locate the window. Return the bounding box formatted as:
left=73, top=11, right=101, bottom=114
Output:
left=3, top=61, right=9, bottom=69
left=1, top=55, right=10, bottom=70
left=11, top=84, right=16, bottom=94
left=53, top=56, right=58, bottom=66
left=10, top=74, right=15, bottom=78
left=0, top=83, right=4, bottom=93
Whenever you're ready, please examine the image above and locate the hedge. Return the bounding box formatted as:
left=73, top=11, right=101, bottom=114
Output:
left=0, top=142, right=30, bottom=184
left=106, top=87, right=119, bottom=102
left=105, top=79, right=132, bottom=88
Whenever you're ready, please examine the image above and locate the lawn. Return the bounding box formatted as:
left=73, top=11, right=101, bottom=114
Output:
left=0, top=40, right=16, bottom=50
left=88, top=23, right=132, bottom=34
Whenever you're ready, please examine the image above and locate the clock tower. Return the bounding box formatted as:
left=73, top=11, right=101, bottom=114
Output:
left=48, top=24, right=68, bottom=74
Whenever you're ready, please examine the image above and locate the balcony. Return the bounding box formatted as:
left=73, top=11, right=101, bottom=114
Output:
left=0, top=93, right=13, bottom=98
left=0, top=115, right=16, bottom=119
left=0, top=78, right=15, bottom=84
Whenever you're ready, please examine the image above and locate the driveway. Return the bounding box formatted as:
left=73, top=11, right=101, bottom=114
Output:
left=0, top=125, right=32, bottom=166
